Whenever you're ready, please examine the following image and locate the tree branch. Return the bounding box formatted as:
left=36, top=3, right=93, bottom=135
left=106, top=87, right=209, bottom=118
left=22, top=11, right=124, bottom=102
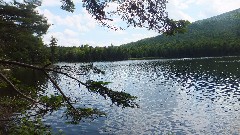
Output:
left=0, top=59, right=86, bottom=86
left=0, top=59, right=138, bottom=110
left=0, top=72, right=38, bottom=103
left=43, top=71, right=79, bottom=114
left=0, top=59, right=81, bottom=114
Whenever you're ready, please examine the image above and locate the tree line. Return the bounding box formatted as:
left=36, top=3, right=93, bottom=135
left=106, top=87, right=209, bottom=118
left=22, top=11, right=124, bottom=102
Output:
left=50, top=8, right=240, bottom=62
left=54, top=45, right=129, bottom=62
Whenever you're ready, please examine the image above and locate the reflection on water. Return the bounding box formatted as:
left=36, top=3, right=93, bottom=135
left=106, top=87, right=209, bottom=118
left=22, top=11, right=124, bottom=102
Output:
left=0, top=68, right=47, bottom=96
left=40, top=57, right=240, bottom=134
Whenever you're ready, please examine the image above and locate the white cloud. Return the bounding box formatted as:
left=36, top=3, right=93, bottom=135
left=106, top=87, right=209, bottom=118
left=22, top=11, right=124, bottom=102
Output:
left=40, top=0, right=240, bottom=47
left=192, top=0, right=240, bottom=11
left=41, top=0, right=81, bottom=7
left=38, top=9, right=56, bottom=24
left=43, top=32, right=81, bottom=47
left=51, top=11, right=96, bottom=32
left=167, top=9, right=195, bottom=22
left=168, top=0, right=190, bottom=10
left=197, top=0, right=240, bottom=20
left=64, top=29, right=78, bottom=37
left=38, top=8, right=98, bottom=46
left=167, top=0, right=195, bottom=21
left=210, top=0, right=240, bottom=14
left=167, top=0, right=240, bottom=21
left=41, top=0, right=61, bottom=7
left=38, top=8, right=97, bottom=32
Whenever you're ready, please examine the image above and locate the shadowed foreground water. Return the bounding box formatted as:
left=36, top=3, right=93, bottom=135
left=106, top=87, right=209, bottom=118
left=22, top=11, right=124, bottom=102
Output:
left=42, top=57, right=240, bottom=134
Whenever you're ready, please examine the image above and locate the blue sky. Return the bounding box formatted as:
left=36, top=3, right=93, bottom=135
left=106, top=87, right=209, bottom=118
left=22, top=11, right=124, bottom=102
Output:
left=34, top=0, right=240, bottom=47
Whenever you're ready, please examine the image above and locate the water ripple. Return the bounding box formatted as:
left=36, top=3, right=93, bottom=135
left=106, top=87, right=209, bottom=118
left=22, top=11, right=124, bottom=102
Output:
left=42, top=57, right=240, bottom=134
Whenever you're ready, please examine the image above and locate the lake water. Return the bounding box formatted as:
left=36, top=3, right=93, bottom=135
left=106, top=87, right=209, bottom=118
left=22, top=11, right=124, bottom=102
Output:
left=18, top=57, right=240, bottom=134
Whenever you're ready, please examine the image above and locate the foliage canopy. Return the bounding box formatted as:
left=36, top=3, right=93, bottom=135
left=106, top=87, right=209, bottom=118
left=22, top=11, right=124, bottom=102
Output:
left=61, top=0, right=188, bottom=34
left=0, top=0, right=50, bottom=63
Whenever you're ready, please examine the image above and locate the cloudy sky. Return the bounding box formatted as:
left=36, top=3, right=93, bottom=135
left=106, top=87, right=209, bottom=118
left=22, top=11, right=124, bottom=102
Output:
left=35, top=0, right=240, bottom=47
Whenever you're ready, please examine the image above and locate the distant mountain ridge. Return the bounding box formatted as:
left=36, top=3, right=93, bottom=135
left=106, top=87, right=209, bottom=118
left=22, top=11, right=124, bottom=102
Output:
left=120, top=8, right=240, bottom=58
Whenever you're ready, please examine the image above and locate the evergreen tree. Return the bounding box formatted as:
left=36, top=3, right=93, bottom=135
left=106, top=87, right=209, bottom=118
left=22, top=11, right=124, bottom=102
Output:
left=49, top=36, right=58, bottom=63
left=0, top=0, right=50, bottom=63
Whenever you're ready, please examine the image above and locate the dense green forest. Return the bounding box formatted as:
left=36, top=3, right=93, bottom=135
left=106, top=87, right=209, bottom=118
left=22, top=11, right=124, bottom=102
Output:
left=55, top=45, right=129, bottom=62
left=121, top=8, right=240, bottom=58
left=52, top=8, right=240, bottom=62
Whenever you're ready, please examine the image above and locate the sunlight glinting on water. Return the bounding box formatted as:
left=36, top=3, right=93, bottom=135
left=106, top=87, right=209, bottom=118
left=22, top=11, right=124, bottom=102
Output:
left=42, top=57, right=240, bottom=134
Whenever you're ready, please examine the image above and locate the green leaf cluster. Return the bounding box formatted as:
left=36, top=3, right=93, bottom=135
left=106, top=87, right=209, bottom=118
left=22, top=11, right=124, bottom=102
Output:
left=9, top=118, right=52, bottom=135
left=65, top=107, right=106, bottom=124
left=86, top=80, right=138, bottom=108
left=40, top=95, right=64, bottom=109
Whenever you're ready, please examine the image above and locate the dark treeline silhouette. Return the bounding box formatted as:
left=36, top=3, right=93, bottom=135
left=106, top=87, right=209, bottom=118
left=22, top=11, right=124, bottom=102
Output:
left=54, top=45, right=129, bottom=62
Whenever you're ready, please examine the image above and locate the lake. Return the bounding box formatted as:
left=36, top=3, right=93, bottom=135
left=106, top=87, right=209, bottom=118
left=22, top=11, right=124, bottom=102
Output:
left=4, top=57, right=240, bottom=134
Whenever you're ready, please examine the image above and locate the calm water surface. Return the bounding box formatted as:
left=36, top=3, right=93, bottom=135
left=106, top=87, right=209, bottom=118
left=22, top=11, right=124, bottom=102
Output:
left=42, top=57, right=240, bottom=134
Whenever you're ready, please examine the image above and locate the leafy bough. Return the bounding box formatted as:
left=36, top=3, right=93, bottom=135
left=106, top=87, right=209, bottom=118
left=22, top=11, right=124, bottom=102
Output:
left=86, top=80, right=138, bottom=108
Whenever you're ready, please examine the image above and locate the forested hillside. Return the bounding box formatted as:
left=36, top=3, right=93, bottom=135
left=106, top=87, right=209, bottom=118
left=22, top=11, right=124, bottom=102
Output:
left=52, top=8, right=240, bottom=62
left=121, top=8, right=240, bottom=58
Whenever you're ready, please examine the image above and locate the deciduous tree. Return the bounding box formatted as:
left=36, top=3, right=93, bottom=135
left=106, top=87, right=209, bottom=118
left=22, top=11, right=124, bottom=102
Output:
left=60, top=0, right=188, bottom=34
